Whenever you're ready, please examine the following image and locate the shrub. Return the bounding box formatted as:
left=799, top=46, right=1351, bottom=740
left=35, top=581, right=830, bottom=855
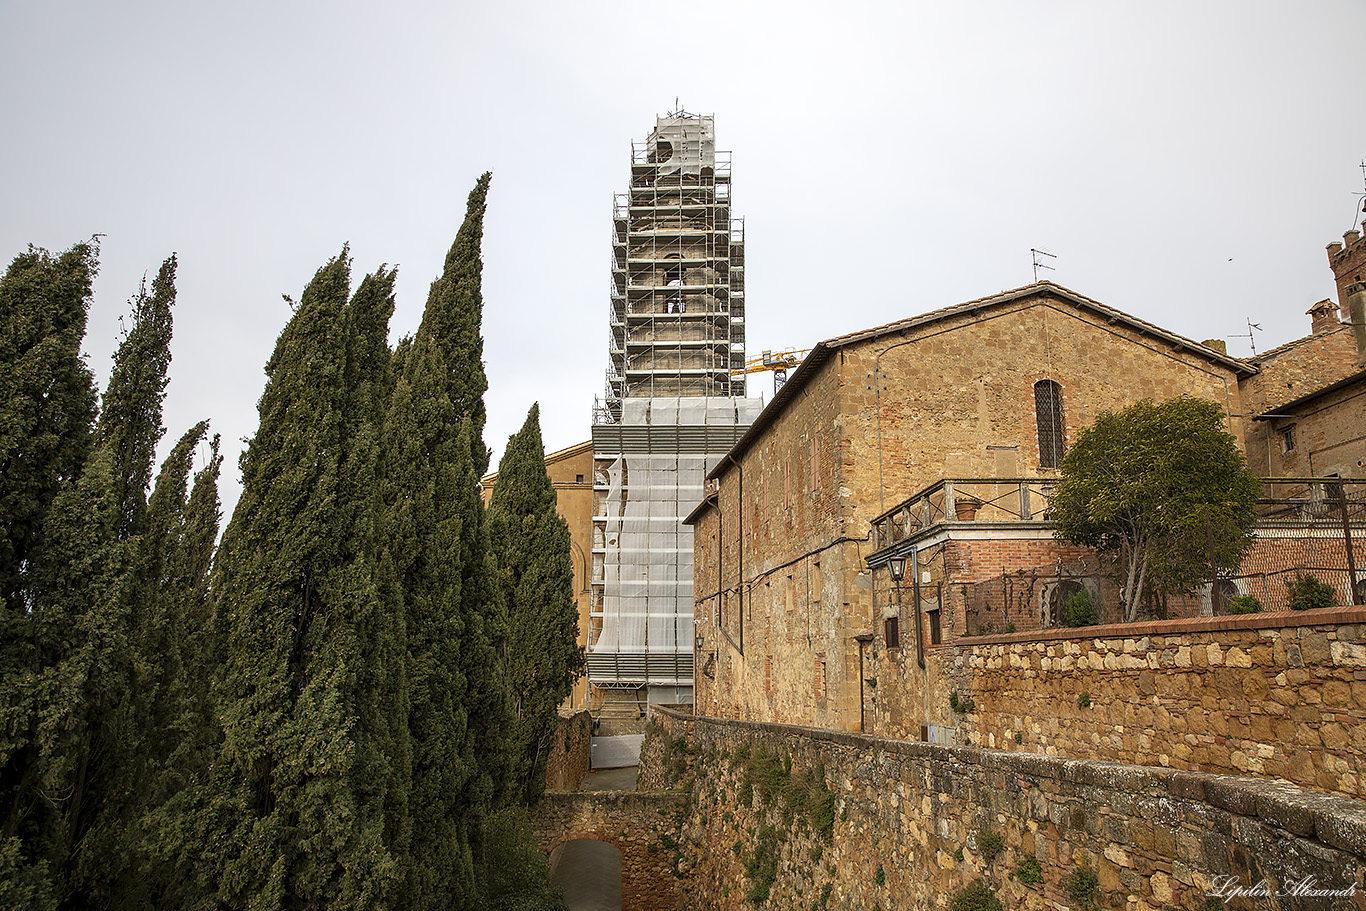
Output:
left=1077, top=692, right=1091, bottom=709
left=1286, top=572, right=1337, bottom=611
left=1066, top=589, right=1098, bottom=627
left=979, top=830, right=1004, bottom=866
left=1016, top=855, right=1043, bottom=884
left=744, top=826, right=781, bottom=904
left=949, top=878, right=1003, bottom=911
left=1228, top=593, right=1262, bottom=614
left=949, top=691, right=976, bottom=714
left=1063, top=866, right=1099, bottom=909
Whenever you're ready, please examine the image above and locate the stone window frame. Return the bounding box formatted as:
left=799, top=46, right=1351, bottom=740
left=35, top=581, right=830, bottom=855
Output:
left=1034, top=378, right=1066, bottom=470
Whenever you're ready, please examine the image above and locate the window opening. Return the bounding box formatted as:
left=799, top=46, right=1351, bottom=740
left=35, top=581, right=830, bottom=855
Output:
left=1280, top=425, right=1296, bottom=453
left=927, top=610, right=941, bottom=645
left=1035, top=380, right=1065, bottom=469
left=884, top=616, right=900, bottom=649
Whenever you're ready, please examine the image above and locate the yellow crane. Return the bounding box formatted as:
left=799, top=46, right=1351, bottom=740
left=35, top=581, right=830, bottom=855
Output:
left=731, top=348, right=812, bottom=394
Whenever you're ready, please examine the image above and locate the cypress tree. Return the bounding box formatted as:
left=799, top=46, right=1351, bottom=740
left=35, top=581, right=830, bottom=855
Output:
left=207, top=250, right=403, bottom=910
left=381, top=173, right=510, bottom=906
left=487, top=404, right=583, bottom=805
left=97, top=255, right=176, bottom=540
left=0, top=242, right=99, bottom=614
left=107, top=422, right=221, bottom=909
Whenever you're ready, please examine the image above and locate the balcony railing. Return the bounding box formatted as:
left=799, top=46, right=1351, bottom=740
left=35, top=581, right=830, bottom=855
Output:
left=871, top=477, right=1366, bottom=553
left=871, top=478, right=1061, bottom=551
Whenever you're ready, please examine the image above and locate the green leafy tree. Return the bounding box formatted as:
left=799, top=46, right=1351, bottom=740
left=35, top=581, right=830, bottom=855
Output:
left=1051, top=396, right=1259, bottom=621
left=207, top=250, right=404, bottom=910
left=488, top=404, right=584, bottom=804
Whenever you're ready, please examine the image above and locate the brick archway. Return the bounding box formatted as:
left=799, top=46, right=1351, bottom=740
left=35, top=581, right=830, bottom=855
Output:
left=532, top=791, right=687, bottom=911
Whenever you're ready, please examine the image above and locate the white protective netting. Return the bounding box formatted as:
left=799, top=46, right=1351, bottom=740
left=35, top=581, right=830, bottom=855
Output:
left=592, top=397, right=759, bottom=660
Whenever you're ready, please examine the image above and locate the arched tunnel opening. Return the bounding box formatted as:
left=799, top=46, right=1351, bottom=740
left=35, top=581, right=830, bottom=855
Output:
left=550, top=837, right=622, bottom=911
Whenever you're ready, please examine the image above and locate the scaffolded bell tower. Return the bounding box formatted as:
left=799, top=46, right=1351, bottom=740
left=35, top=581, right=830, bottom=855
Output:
left=589, top=110, right=762, bottom=721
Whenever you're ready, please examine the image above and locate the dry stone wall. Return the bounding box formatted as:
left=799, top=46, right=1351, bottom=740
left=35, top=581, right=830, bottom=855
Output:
left=940, top=606, right=1366, bottom=799
left=646, top=706, right=1366, bottom=911
left=545, top=708, right=592, bottom=791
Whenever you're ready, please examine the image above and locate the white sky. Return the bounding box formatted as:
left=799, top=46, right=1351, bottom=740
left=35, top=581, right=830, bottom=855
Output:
left=4, top=0, right=1365, bottom=520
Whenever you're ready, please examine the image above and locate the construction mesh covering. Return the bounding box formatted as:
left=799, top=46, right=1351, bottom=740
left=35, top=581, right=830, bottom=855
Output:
left=590, top=397, right=762, bottom=683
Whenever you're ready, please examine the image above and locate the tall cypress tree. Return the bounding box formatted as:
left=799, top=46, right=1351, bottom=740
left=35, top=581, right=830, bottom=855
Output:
left=106, top=422, right=221, bottom=909
left=488, top=405, right=583, bottom=805
left=207, top=251, right=403, bottom=910
left=381, top=173, right=510, bottom=907
left=0, top=242, right=99, bottom=615
left=0, top=241, right=101, bottom=910
left=97, top=255, right=176, bottom=541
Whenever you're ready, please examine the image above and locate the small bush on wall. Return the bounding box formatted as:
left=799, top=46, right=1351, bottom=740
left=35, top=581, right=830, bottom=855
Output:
left=1066, top=589, right=1098, bottom=627
left=1287, top=572, right=1337, bottom=611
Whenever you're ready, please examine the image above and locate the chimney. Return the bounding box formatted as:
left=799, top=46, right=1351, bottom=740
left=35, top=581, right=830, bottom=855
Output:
left=1328, top=220, right=1366, bottom=323
left=1307, top=299, right=1340, bottom=335
left=1201, top=338, right=1227, bottom=355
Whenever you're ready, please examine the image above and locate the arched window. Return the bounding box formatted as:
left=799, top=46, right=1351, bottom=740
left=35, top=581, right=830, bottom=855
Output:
left=1034, top=380, right=1065, bottom=469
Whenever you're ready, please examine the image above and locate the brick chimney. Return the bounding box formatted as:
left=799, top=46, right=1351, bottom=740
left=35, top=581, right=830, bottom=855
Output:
left=1307, top=299, right=1340, bottom=335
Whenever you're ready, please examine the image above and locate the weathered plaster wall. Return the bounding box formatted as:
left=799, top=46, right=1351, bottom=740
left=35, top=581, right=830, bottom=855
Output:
left=647, top=706, right=1366, bottom=911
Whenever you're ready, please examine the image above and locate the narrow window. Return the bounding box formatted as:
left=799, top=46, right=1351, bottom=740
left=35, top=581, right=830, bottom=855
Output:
left=1279, top=425, right=1296, bottom=453
left=884, top=616, right=900, bottom=649
left=1035, top=380, right=1065, bottom=469
left=810, top=437, right=820, bottom=488
left=928, top=609, right=942, bottom=645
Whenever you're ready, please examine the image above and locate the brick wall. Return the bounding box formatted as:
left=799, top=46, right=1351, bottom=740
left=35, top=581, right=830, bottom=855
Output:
left=646, top=705, right=1366, bottom=911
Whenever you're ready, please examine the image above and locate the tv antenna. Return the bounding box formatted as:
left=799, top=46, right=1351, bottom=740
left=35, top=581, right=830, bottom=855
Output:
left=1353, top=160, right=1366, bottom=226
left=1227, top=317, right=1263, bottom=355
left=1031, top=248, right=1056, bottom=282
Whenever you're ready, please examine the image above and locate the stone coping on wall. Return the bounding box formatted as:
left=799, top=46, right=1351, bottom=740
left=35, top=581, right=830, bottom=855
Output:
left=649, top=704, right=1366, bottom=857
left=952, top=604, right=1366, bottom=647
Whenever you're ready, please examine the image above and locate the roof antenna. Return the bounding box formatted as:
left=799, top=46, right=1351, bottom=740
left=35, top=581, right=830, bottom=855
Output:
left=1031, top=248, right=1056, bottom=282
left=1226, top=317, right=1263, bottom=355
left=1354, top=160, right=1366, bottom=226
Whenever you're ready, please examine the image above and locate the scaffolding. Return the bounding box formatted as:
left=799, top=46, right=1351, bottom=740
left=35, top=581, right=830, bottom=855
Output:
left=600, top=112, right=746, bottom=424
left=589, top=112, right=762, bottom=712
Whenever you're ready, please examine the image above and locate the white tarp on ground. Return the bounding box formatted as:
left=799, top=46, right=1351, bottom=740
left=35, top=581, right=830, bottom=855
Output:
left=590, top=735, right=645, bottom=769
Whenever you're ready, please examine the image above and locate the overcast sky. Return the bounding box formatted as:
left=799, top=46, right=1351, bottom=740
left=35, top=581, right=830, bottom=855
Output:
left=4, top=0, right=1365, bottom=520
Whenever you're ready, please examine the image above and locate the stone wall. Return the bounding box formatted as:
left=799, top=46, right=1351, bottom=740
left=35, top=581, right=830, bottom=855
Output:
left=936, top=606, right=1366, bottom=800
left=545, top=708, right=592, bottom=791
left=531, top=790, right=688, bottom=911
left=647, top=705, right=1366, bottom=911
